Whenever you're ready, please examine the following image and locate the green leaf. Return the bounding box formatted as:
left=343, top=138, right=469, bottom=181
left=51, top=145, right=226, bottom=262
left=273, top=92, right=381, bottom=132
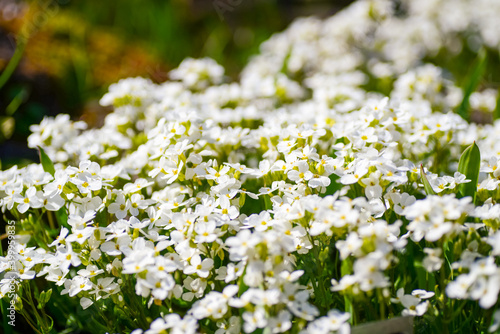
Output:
left=344, top=295, right=354, bottom=324
left=238, top=192, right=246, bottom=207
left=494, top=87, right=500, bottom=121
left=95, top=208, right=108, bottom=227
left=38, top=146, right=55, bottom=177
left=420, top=164, right=436, bottom=195
left=456, top=48, right=488, bottom=120
left=457, top=142, right=481, bottom=203
left=43, top=289, right=52, bottom=305
left=340, top=257, right=354, bottom=323
left=265, top=195, right=273, bottom=211
left=55, top=207, right=70, bottom=229
left=321, top=174, right=342, bottom=198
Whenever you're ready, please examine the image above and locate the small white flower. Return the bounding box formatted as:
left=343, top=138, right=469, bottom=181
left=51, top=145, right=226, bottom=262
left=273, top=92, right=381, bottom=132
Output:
left=15, top=186, right=43, bottom=213
left=108, top=193, right=130, bottom=219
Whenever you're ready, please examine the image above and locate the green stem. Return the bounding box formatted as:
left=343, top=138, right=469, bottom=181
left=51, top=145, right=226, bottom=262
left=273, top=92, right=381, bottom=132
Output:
left=124, top=276, right=149, bottom=329
left=19, top=309, right=43, bottom=334
left=24, top=283, right=50, bottom=333
left=46, top=210, right=56, bottom=230
left=439, top=266, right=450, bottom=334
left=480, top=307, right=495, bottom=333
left=378, top=289, right=386, bottom=321
left=307, top=235, right=326, bottom=310
left=91, top=302, right=113, bottom=330
left=0, top=298, right=13, bottom=334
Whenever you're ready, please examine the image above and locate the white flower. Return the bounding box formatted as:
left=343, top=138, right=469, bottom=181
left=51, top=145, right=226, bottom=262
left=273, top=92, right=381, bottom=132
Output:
left=80, top=297, right=93, bottom=310
left=361, top=171, right=382, bottom=199
left=243, top=211, right=273, bottom=232
left=67, top=211, right=96, bottom=230
left=268, top=310, right=292, bottom=333
left=122, top=248, right=155, bottom=274
left=56, top=244, right=82, bottom=271
left=194, top=221, right=218, bottom=244
left=148, top=273, right=175, bottom=300
left=66, top=227, right=95, bottom=244
left=242, top=307, right=267, bottom=333
left=71, top=173, right=101, bottom=194
left=39, top=191, right=65, bottom=211
left=354, top=127, right=378, bottom=147
left=422, top=248, right=443, bottom=272
left=412, top=289, right=435, bottom=299
left=15, top=186, right=43, bottom=213
left=123, top=178, right=154, bottom=194
left=43, top=170, right=68, bottom=198
left=253, top=160, right=271, bottom=178
left=225, top=262, right=245, bottom=283
left=68, top=276, right=92, bottom=297
left=446, top=274, right=476, bottom=300
left=170, top=57, right=224, bottom=90
left=77, top=265, right=104, bottom=278
left=392, top=288, right=429, bottom=316
left=389, top=192, right=416, bottom=215
left=340, top=160, right=369, bottom=185
left=183, top=254, right=214, bottom=278
left=128, top=193, right=151, bottom=216
left=108, top=193, right=130, bottom=219
left=288, top=160, right=313, bottom=183
left=308, top=173, right=331, bottom=188
left=336, top=232, right=363, bottom=260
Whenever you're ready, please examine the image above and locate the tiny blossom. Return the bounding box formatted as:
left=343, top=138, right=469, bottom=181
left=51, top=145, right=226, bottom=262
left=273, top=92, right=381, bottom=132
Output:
left=15, top=186, right=43, bottom=213
left=108, top=193, right=130, bottom=219
left=183, top=254, right=214, bottom=278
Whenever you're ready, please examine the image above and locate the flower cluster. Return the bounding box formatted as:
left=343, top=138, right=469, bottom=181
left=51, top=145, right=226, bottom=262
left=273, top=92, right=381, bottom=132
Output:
left=2, top=0, right=500, bottom=333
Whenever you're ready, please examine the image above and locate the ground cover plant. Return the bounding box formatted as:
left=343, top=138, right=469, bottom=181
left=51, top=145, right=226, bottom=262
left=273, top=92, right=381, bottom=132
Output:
left=2, top=0, right=500, bottom=333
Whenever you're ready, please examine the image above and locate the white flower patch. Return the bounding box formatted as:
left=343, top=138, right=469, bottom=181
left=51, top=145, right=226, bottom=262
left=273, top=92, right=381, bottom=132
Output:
left=3, top=0, right=500, bottom=332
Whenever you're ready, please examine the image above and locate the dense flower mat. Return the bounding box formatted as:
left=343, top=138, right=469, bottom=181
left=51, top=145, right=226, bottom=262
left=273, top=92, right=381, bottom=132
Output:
left=2, top=0, right=500, bottom=333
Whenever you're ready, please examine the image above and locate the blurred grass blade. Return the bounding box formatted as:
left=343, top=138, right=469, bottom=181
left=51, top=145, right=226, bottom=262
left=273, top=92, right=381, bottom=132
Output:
left=456, top=48, right=487, bottom=120
left=0, top=42, right=27, bottom=91
left=0, top=117, right=15, bottom=141
left=420, top=164, right=436, bottom=195
left=38, top=146, right=55, bottom=176
left=6, top=87, right=28, bottom=116
left=458, top=142, right=481, bottom=203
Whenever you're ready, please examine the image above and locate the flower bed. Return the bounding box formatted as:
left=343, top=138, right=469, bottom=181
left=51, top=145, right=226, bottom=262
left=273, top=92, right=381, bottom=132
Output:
left=2, top=0, right=500, bottom=333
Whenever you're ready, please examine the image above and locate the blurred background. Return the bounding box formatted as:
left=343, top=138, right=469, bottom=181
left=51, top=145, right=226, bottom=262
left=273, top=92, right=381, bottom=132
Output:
left=0, top=0, right=354, bottom=169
